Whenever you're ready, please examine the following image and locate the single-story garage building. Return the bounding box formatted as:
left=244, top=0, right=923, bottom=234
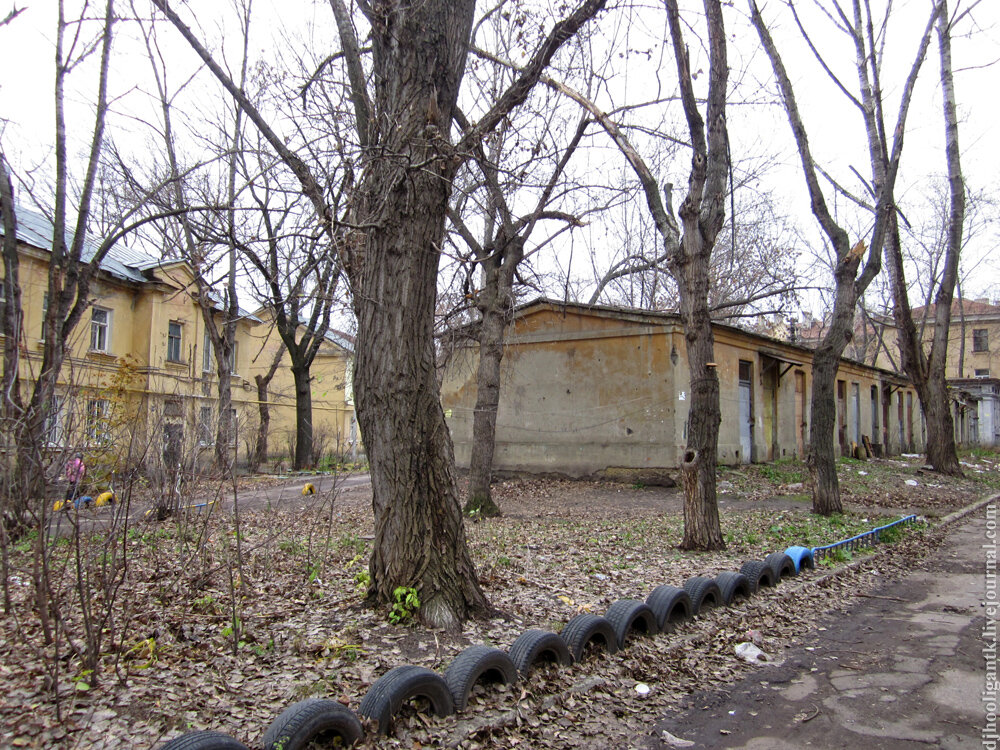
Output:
left=441, top=299, right=925, bottom=478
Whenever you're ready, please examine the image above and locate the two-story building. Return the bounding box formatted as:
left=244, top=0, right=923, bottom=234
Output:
left=0, top=206, right=355, bottom=473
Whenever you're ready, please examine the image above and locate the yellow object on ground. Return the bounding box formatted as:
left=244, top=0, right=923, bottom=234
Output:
left=96, top=491, right=115, bottom=507
left=53, top=500, right=66, bottom=512
left=302, top=483, right=316, bottom=496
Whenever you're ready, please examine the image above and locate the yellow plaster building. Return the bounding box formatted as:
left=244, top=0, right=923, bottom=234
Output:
left=1, top=207, right=355, bottom=470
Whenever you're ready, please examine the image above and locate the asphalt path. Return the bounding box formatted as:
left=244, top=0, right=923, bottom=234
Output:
left=649, top=501, right=994, bottom=749
left=46, top=471, right=372, bottom=535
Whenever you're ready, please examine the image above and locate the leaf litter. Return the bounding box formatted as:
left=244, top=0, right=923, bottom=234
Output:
left=0, top=453, right=994, bottom=748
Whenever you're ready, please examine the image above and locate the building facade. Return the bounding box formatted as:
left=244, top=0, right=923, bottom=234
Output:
left=0, top=207, right=354, bottom=473
left=441, top=299, right=923, bottom=479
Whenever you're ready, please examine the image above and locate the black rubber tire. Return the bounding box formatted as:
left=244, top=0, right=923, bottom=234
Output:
left=560, top=613, right=619, bottom=662
left=739, top=560, right=776, bottom=591
left=764, top=551, right=797, bottom=582
left=683, top=576, right=723, bottom=615
left=714, top=571, right=752, bottom=605
left=604, top=599, right=659, bottom=649
left=358, top=665, right=455, bottom=735
left=443, top=645, right=518, bottom=710
left=508, top=629, right=573, bottom=676
left=159, top=732, right=249, bottom=750
left=645, top=585, right=692, bottom=631
left=262, top=698, right=363, bottom=749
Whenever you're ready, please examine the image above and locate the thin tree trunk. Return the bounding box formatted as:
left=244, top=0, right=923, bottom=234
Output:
left=251, top=342, right=285, bottom=473
left=750, top=0, right=940, bottom=515
left=879, top=0, right=962, bottom=476
left=465, top=284, right=506, bottom=517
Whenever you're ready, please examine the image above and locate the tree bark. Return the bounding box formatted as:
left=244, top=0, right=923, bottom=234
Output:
left=291, top=362, right=314, bottom=470
left=250, top=342, right=285, bottom=473
left=750, top=0, right=941, bottom=514
left=465, top=280, right=507, bottom=517
left=880, top=0, right=962, bottom=476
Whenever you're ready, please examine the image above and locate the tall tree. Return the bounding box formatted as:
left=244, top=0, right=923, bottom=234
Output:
left=152, top=0, right=607, bottom=627
left=751, top=0, right=941, bottom=514
left=542, top=0, right=731, bottom=549
left=881, top=0, right=968, bottom=475
left=448, top=90, right=591, bottom=516
left=1, top=0, right=119, bottom=532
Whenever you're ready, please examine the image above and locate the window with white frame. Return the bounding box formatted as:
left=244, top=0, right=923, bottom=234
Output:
left=40, top=292, right=48, bottom=340
left=229, top=341, right=239, bottom=375
left=198, top=405, right=214, bottom=444
left=203, top=330, right=214, bottom=373
left=973, top=329, right=989, bottom=353
left=87, top=398, right=110, bottom=443
left=167, top=321, right=183, bottom=362
left=44, top=394, right=64, bottom=445
left=90, top=307, right=110, bottom=352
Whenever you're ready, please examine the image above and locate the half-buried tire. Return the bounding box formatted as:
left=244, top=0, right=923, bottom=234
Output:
left=604, top=599, right=659, bottom=649
left=683, top=576, right=723, bottom=615
left=784, top=545, right=815, bottom=573
left=645, top=585, right=692, bottom=631
left=560, top=613, right=618, bottom=662
left=508, top=629, right=573, bottom=676
left=714, top=571, right=753, bottom=605
left=359, top=665, right=454, bottom=735
left=159, top=732, right=249, bottom=750
left=262, top=699, right=363, bottom=749
left=443, top=645, right=518, bottom=711
left=764, top=551, right=797, bottom=582
left=739, top=560, right=776, bottom=591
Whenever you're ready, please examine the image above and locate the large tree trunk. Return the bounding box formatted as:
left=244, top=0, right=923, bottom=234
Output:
left=291, top=363, right=313, bottom=470
left=350, top=0, right=490, bottom=630
left=921, top=377, right=959, bottom=471
left=678, top=307, right=724, bottom=550
left=353, top=203, right=489, bottom=630
left=807, top=344, right=843, bottom=515
left=465, top=275, right=507, bottom=517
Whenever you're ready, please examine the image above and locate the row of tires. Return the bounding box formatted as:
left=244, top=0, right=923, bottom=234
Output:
left=161, top=546, right=815, bottom=749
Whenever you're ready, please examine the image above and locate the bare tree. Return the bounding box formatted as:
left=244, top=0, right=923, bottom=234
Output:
left=540, top=0, right=731, bottom=549
left=1, top=0, right=121, bottom=531
left=446, top=49, right=593, bottom=516
left=750, top=0, right=941, bottom=514
left=151, top=0, right=608, bottom=628
left=881, top=0, right=971, bottom=475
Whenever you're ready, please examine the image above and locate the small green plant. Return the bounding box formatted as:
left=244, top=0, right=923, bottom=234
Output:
left=71, top=669, right=94, bottom=692
left=821, top=547, right=853, bottom=566
left=337, top=532, right=366, bottom=555
left=193, top=594, right=218, bottom=613
left=278, top=539, right=306, bottom=555
left=878, top=524, right=904, bottom=544
left=13, top=529, right=38, bottom=554
left=251, top=638, right=275, bottom=658
left=307, top=561, right=322, bottom=584
left=353, top=570, right=370, bottom=591
left=388, top=586, right=420, bottom=625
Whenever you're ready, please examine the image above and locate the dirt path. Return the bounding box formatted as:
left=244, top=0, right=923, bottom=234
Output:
left=649, top=503, right=992, bottom=749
